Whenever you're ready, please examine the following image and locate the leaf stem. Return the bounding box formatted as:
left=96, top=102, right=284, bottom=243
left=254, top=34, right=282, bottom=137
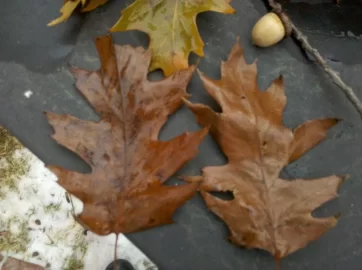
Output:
left=114, top=233, right=119, bottom=270
left=275, top=256, right=281, bottom=270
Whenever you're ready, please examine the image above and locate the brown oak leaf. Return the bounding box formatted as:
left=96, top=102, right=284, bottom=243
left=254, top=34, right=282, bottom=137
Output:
left=185, top=41, right=345, bottom=261
left=45, top=35, right=207, bottom=235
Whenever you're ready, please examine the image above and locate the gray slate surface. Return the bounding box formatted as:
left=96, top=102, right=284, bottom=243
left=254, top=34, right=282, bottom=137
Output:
left=1, top=1, right=362, bottom=269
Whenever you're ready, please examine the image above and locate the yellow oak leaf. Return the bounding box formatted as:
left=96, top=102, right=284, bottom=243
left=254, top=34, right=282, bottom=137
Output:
left=48, top=0, right=108, bottom=26
left=110, top=0, right=235, bottom=76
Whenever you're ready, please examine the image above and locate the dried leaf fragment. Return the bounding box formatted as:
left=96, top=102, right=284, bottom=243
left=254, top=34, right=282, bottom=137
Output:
left=48, top=0, right=108, bottom=26
left=45, top=35, right=207, bottom=235
left=110, top=0, right=235, bottom=76
left=185, top=41, right=345, bottom=260
left=2, top=256, right=44, bottom=270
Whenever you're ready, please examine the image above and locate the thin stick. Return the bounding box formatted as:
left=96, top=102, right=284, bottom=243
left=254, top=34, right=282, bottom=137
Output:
left=114, top=233, right=119, bottom=270
left=267, top=0, right=362, bottom=118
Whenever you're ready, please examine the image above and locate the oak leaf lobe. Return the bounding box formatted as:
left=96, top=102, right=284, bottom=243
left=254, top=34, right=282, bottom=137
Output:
left=48, top=0, right=108, bottom=26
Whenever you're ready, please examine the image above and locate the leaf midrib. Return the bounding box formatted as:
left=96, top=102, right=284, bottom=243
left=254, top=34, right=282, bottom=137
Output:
left=237, top=79, right=279, bottom=256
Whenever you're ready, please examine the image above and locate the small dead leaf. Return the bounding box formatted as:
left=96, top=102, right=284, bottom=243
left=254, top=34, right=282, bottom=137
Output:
left=185, top=40, right=345, bottom=261
left=48, top=0, right=108, bottom=26
left=2, top=257, right=44, bottom=270
left=45, top=35, right=207, bottom=235
left=110, top=0, right=235, bottom=76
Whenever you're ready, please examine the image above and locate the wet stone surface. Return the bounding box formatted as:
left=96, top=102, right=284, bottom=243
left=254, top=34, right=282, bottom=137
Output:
left=1, top=1, right=362, bottom=269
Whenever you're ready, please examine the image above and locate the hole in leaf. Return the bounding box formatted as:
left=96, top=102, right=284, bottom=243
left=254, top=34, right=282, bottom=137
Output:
left=208, top=191, right=234, bottom=201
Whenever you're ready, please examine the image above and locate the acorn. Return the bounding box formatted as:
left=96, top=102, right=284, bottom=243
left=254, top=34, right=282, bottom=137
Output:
left=252, top=12, right=286, bottom=47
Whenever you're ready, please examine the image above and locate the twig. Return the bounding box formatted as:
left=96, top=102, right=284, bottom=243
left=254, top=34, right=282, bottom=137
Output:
left=267, top=0, right=362, bottom=118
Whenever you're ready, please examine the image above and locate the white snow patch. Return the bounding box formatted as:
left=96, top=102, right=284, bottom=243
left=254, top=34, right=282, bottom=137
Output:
left=0, top=148, right=157, bottom=270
